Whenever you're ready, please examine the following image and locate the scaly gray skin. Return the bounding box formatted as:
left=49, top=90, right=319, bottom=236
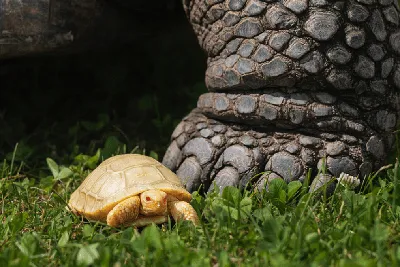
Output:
left=162, top=0, right=400, bottom=193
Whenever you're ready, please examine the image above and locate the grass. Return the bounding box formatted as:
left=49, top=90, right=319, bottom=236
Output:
left=1, top=130, right=400, bottom=266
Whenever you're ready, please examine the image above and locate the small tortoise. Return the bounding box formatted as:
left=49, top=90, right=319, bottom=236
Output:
left=68, top=154, right=199, bottom=227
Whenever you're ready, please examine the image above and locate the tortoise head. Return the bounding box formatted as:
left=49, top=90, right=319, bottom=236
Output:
left=139, top=190, right=168, bottom=216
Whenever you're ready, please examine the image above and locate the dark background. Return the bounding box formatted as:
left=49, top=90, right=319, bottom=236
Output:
left=0, top=0, right=207, bottom=165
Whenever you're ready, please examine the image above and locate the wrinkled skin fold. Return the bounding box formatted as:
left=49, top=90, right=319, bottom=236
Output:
left=162, top=0, right=400, bottom=192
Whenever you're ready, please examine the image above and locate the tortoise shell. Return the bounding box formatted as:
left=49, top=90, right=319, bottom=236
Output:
left=68, top=154, right=191, bottom=222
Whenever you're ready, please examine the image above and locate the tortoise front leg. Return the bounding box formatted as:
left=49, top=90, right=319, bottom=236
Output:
left=107, top=196, right=140, bottom=227
left=167, top=196, right=199, bottom=225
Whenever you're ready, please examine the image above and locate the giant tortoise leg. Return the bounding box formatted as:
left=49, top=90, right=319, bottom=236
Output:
left=163, top=106, right=389, bottom=194
left=164, top=0, right=400, bottom=192
left=167, top=196, right=200, bottom=225
left=106, top=196, right=140, bottom=227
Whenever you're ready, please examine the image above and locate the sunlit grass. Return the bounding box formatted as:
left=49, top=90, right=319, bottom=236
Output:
left=1, top=138, right=400, bottom=266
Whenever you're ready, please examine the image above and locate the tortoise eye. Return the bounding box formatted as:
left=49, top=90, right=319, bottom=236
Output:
left=146, top=196, right=151, bottom=201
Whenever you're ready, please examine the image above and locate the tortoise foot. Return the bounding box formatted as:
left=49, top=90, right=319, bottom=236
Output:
left=163, top=108, right=392, bottom=193
left=107, top=196, right=140, bottom=227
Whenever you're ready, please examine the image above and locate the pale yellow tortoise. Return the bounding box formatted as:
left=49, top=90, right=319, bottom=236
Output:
left=68, top=154, right=199, bottom=227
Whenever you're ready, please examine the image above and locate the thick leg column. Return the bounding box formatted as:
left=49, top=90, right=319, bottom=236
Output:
left=164, top=0, right=400, bottom=192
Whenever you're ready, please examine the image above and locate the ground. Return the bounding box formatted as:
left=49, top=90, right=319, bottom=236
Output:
left=1, top=130, right=400, bottom=266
